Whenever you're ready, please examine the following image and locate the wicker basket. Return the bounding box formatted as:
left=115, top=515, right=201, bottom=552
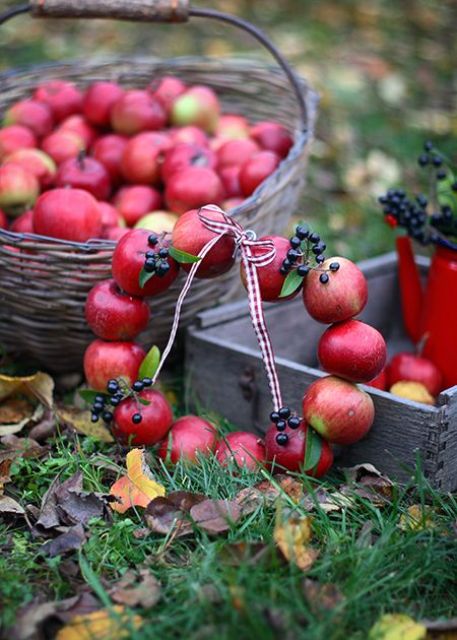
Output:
left=0, top=1, right=318, bottom=373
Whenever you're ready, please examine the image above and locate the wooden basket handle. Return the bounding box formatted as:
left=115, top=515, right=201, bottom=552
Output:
left=0, top=2, right=309, bottom=127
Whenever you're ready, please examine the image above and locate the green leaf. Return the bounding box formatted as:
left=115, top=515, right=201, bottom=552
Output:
left=139, top=267, right=155, bottom=289
left=79, top=389, right=109, bottom=404
left=138, top=397, right=151, bottom=406
left=303, top=427, right=323, bottom=471
left=169, top=246, right=202, bottom=264
left=139, top=345, right=161, bottom=380
left=437, top=171, right=457, bottom=212
left=279, top=269, right=303, bottom=298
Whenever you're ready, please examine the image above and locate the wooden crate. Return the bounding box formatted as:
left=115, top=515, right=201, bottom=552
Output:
left=185, top=252, right=457, bottom=491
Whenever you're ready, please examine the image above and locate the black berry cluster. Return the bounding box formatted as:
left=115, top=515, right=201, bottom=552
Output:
left=279, top=224, right=339, bottom=284
left=143, top=234, right=171, bottom=277
left=379, top=141, right=457, bottom=247
left=270, top=406, right=301, bottom=446
left=90, top=375, right=153, bottom=425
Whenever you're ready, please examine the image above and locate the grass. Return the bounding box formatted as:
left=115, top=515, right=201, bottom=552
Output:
left=2, top=430, right=457, bottom=639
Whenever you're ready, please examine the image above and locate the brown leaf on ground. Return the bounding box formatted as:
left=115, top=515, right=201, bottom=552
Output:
left=303, top=578, right=345, bottom=615
left=28, top=410, right=56, bottom=442
left=0, top=371, right=54, bottom=407
left=0, top=398, right=43, bottom=436
left=55, top=606, right=142, bottom=640
left=355, top=520, right=376, bottom=548
left=40, top=523, right=87, bottom=557
left=218, top=541, right=273, bottom=567
left=190, top=499, right=241, bottom=535
left=109, top=569, right=161, bottom=609
left=274, top=512, right=319, bottom=572
left=1, top=434, right=48, bottom=458
left=145, top=492, right=206, bottom=537
left=57, top=407, right=114, bottom=443
left=0, top=455, right=14, bottom=487
left=301, top=488, right=351, bottom=513
left=341, top=463, right=394, bottom=505
left=0, top=494, right=25, bottom=515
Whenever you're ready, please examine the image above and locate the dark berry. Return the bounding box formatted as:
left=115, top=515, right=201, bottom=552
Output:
left=288, top=416, right=301, bottom=429
left=93, top=401, right=104, bottom=412
left=312, top=242, right=326, bottom=255
left=144, top=258, right=156, bottom=273
left=279, top=266, right=289, bottom=276
left=156, top=262, right=171, bottom=277
left=432, top=156, right=443, bottom=167
left=132, top=380, right=144, bottom=392
left=289, top=236, right=301, bottom=248
left=276, top=433, right=289, bottom=446
left=452, top=182, right=457, bottom=192
left=276, top=420, right=287, bottom=431
left=309, top=232, right=320, bottom=243
left=132, top=413, right=143, bottom=424
left=282, top=259, right=292, bottom=269
left=110, top=396, right=121, bottom=407
left=295, top=224, right=309, bottom=240
left=424, top=141, right=433, bottom=151
left=158, top=248, right=169, bottom=258
left=95, top=394, right=105, bottom=403
left=315, top=254, right=325, bottom=264
left=287, top=249, right=300, bottom=262
left=145, top=250, right=155, bottom=259
left=107, top=379, right=119, bottom=394
left=418, top=154, right=429, bottom=167
left=320, top=272, right=330, bottom=284
left=378, top=195, right=388, bottom=205
left=416, top=194, right=428, bottom=207
left=148, top=234, right=158, bottom=246
left=142, top=377, right=153, bottom=387
left=297, top=264, right=310, bottom=277
left=91, top=413, right=99, bottom=423
left=329, top=261, right=340, bottom=271
left=270, top=411, right=280, bottom=423
left=102, top=411, right=113, bottom=423
left=436, top=169, right=447, bottom=181
left=278, top=406, right=291, bottom=419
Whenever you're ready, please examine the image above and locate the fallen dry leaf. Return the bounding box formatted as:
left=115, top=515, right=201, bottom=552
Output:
left=0, top=371, right=54, bottom=407
left=1, top=434, right=48, bottom=458
left=55, top=606, right=142, bottom=640
left=390, top=381, right=435, bottom=405
left=399, top=505, right=436, bottom=532
left=368, top=613, right=426, bottom=639
left=0, top=399, right=43, bottom=436
left=109, top=569, right=161, bottom=608
left=303, top=578, right=345, bottom=616
left=341, top=463, right=394, bottom=505
left=145, top=491, right=206, bottom=537
left=0, top=494, right=25, bottom=515
left=190, top=499, right=241, bottom=535
left=28, top=410, right=56, bottom=442
left=273, top=511, right=319, bottom=572
left=218, top=542, right=273, bottom=567
left=110, top=449, right=165, bottom=514
left=40, top=523, right=87, bottom=557
left=57, top=407, right=114, bottom=443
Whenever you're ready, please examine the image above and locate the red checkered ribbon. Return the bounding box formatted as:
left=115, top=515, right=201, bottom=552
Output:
left=152, top=205, right=284, bottom=412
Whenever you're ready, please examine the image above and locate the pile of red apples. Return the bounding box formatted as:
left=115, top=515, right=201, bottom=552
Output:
left=0, top=76, right=292, bottom=240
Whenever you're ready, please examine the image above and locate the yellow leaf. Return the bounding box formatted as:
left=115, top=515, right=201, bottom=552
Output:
left=110, top=449, right=166, bottom=514
left=57, top=407, right=114, bottom=443
left=55, top=606, right=142, bottom=640
left=399, top=505, right=436, bottom=532
left=368, top=613, right=426, bottom=640
left=390, top=382, right=434, bottom=405
left=0, top=372, right=54, bottom=408
left=273, top=512, right=319, bottom=571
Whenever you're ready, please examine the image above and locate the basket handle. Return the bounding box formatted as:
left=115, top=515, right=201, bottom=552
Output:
left=0, top=2, right=309, bottom=127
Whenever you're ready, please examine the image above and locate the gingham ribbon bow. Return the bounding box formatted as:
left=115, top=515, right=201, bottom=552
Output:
left=153, top=205, right=284, bottom=412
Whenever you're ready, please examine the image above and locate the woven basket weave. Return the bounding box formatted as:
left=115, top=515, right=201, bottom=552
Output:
left=0, top=6, right=318, bottom=373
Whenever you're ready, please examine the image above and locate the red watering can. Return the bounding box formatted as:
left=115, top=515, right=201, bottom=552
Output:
left=397, top=234, right=457, bottom=390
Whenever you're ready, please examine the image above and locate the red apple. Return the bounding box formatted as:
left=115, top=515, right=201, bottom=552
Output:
left=98, top=201, right=125, bottom=233
left=149, top=76, right=186, bottom=113
left=33, top=188, right=102, bottom=241
left=113, top=185, right=162, bottom=227
left=111, top=90, right=166, bottom=135
left=264, top=422, right=333, bottom=476
left=318, top=319, right=387, bottom=383
left=303, top=257, right=368, bottom=324
left=0, top=208, right=7, bottom=229
left=302, top=375, right=375, bottom=445
left=134, top=211, right=178, bottom=234
left=106, top=226, right=129, bottom=242
left=161, top=143, right=216, bottom=182
left=217, top=139, right=260, bottom=169
left=41, top=130, right=85, bottom=165
left=121, top=132, right=170, bottom=185
left=386, top=353, right=443, bottom=396
left=239, top=150, right=280, bottom=196
left=59, top=115, right=97, bottom=148
left=55, top=155, right=111, bottom=200
left=219, top=166, right=242, bottom=199
left=3, top=99, right=54, bottom=138
left=83, top=81, right=124, bottom=127
left=216, top=114, right=249, bottom=140
left=250, top=121, right=293, bottom=158
left=0, top=125, right=37, bottom=160
left=215, top=432, right=265, bottom=471
left=112, top=388, right=173, bottom=446
left=34, top=80, right=83, bottom=122
left=240, top=235, right=300, bottom=302
left=165, top=166, right=224, bottom=215
left=85, top=279, right=150, bottom=341
left=83, top=338, right=146, bottom=391
left=91, top=134, right=128, bottom=185
left=157, top=415, right=218, bottom=463
left=3, top=149, right=56, bottom=188
left=169, top=125, right=209, bottom=147
left=171, top=86, right=220, bottom=134
left=111, top=228, right=179, bottom=297
left=0, top=164, right=39, bottom=213
left=366, top=367, right=387, bottom=391
left=171, top=206, right=235, bottom=278
left=10, top=209, right=34, bottom=233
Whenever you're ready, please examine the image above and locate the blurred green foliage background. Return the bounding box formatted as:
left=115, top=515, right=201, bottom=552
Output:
left=0, top=0, right=456, bottom=259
